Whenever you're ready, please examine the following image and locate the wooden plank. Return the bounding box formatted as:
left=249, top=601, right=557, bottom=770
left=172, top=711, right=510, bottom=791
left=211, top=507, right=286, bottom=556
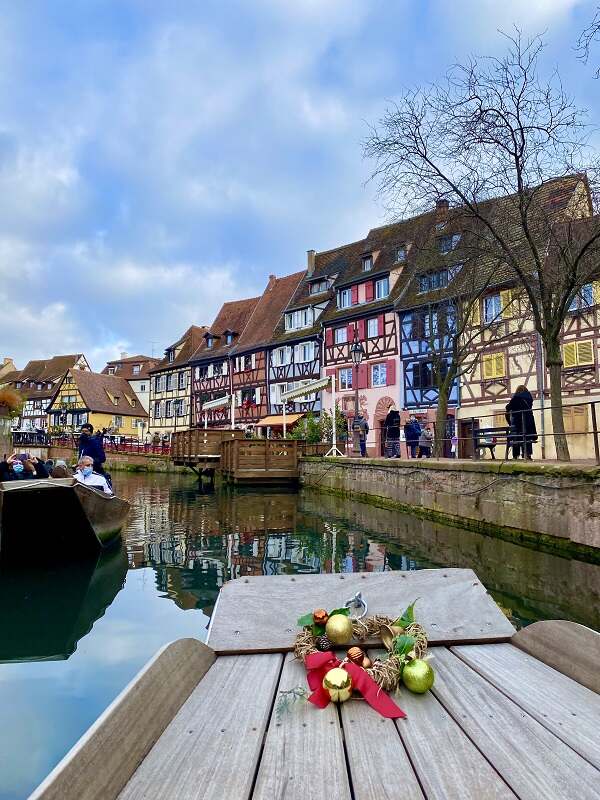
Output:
left=452, top=643, right=600, bottom=768
left=208, top=569, right=515, bottom=654
left=512, top=620, right=600, bottom=694
left=30, top=639, right=216, bottom=800
left=431, top=647, right=600, bottom=799
left=340, top=652, right=425, bottom=800
left=118, top=653, right=282, bottom=800
left=252, top=653, right=351, bottom=800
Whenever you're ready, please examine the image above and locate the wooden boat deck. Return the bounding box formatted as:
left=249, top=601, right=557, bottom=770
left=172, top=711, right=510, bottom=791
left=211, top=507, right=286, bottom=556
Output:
left=30, top=570, right=600, bottom=800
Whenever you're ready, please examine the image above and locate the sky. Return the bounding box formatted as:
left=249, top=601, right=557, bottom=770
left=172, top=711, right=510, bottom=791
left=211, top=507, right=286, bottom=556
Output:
left=1, top=0, right=599, bottom=370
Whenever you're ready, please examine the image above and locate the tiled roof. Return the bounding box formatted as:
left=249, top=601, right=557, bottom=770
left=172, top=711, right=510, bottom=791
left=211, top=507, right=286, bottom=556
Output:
left=19, top=354, right=87, bottom=383
left=233, top=272, right=305, bottom=353
left=189, top=297, right=260, bottom=363
left=102, top=355, right=159, bottom=380
left=55, top=370, right=148, bottom=416
left=1, top=369, right=22, bottom=384
left=149, top=325, right=209, bottom=374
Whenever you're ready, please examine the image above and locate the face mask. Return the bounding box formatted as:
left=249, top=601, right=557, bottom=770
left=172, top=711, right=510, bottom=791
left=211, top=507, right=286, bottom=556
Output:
left=82, top=466, right=93, bottom=477
left=12, top=462, right=24, bottom=474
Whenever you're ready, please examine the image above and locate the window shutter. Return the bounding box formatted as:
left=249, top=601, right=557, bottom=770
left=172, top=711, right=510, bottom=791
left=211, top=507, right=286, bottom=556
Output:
left=251, top=353, right=256, bottom=369
left=378, top=314, right=385, bottom=336
left=325, top=328, right=333, bottom=347
left=351, top=285, right=359, bottom=305
left=325, top=368, right=335, bottom=393
left=593, top=281, right=600, bottom=305
left=385, top=359, right=396, bottom=386
left=500, top=289, right=513, bottom=318
left=563, top=342, right=578, bottom=368
left=494, top=353, right=505, bottom=378
left=365, top=281, right=374, bottom=302
left=576, top=340, right=594, bottom=366
left=255, top=387, right=261, bottom=404
left=357, top=364, right=369, bottom=389
left=468, top=301, right=481, bottom=327
left=357, top=319, right=366, bottom=340
left=482, top=354, right=495, bottom=380
left=347, top=323, right=355, bottom=341
left=223, top=361, right=228, bottom=375
left=270, top=384, right=278, bottom=403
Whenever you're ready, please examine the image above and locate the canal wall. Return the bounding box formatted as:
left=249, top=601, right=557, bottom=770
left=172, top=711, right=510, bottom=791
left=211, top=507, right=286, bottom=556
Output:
left=299, top=457, right=600, bottom=555
left=47, top=446, right=188, bottom=473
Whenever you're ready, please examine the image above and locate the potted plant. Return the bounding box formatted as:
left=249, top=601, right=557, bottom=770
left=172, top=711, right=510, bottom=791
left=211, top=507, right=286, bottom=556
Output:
left=0, top=386, right=25, bottom=419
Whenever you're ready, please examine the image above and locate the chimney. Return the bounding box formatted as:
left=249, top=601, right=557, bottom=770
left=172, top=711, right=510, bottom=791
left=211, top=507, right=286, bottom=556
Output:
left=268, top=274, right=277, bottom=289
left=3, top=357, right=14, bottom=367
left=120, top=351, right=128, bottom=361
left=307, top=249, right=316, bottom=275
left=435, top=198, right=449, bottom=220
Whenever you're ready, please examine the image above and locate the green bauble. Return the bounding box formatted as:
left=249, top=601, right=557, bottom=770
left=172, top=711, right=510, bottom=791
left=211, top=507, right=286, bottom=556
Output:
left=402, top=659, right=434, bottom=694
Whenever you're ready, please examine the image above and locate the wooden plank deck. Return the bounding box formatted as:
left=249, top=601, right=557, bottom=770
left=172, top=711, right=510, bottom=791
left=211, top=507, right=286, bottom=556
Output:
left=30, top=572, right=600, bottom=800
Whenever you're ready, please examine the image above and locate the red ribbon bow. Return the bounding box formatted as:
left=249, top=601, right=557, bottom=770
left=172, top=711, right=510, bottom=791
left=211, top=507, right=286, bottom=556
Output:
left=305, top=651, right=406, bottom=719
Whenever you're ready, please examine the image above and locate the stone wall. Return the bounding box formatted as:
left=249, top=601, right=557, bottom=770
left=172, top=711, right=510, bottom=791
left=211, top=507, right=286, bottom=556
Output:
left=48, top=446, right=189, bottom=473
left=299, top=457, right=600, bottom=553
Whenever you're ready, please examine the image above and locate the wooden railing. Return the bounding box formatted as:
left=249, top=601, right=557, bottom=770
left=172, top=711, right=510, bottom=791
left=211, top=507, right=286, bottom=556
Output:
left=171, top=428, right=244, bottom=463
left=220, top=439, right=300, bottom=480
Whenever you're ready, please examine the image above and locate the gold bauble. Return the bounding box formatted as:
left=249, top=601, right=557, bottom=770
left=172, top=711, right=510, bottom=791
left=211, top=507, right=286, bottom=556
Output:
left=362, top=656, right=372, bottom=669
left=380, top=624, right=404, bottom=651
left=402, top=659, right=435, bottom=694
left=325, top=614, right=353, bottom=645
left=323, top=667, right=353, bottom=702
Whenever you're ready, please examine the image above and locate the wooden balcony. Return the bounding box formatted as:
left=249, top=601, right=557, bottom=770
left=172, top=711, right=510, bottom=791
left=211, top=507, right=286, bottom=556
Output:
left=170, top=429, right=244, bottom=469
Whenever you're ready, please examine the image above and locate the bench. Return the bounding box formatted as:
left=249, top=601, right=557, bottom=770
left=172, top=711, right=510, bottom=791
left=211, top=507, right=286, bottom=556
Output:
left=472, top=426, right=511, bottom=459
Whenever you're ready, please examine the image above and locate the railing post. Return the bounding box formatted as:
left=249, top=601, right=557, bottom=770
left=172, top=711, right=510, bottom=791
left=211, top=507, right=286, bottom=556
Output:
left=591, top=402, right=600, bottom=466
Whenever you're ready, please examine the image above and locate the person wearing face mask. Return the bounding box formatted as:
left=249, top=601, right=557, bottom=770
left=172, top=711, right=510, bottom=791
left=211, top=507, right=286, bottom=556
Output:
left=0, top=453, right=49, bottom=481
left=74, top=456, right=112, bottom=494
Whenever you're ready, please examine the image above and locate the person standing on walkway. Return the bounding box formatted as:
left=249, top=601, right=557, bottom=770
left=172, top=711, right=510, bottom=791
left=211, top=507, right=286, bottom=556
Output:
left=418, top=426, right=434, bottom=458
left=383, top=403, right=401, bottom=458
left=404, top=415, right=421, bottom=458
left=78, top=423, right=107, bottom=473
left=506, top=385, right=537, bottom=460
left=352, top=412, right=369, bottom=457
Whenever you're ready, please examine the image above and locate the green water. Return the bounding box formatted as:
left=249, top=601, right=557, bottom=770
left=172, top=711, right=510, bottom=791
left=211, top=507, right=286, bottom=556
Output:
left=1, top=472, right=599, bottom=799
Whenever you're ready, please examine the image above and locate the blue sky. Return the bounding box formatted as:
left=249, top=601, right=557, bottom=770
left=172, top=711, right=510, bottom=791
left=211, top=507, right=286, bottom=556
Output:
left=1, top=0, right=599, bottom=369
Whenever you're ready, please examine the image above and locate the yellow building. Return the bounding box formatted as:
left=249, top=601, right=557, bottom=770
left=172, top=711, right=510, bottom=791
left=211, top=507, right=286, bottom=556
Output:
left=48, top=369, right=148, bottom=437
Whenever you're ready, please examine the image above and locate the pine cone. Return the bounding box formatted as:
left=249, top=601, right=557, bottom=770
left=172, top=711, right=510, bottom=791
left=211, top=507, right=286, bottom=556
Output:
left=315, top=635, right=333, bottom=652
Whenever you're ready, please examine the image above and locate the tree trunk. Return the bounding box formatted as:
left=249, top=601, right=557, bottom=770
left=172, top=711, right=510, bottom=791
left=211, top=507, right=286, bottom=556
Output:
left=545, top=337, right=570, bottom=462
left=434, top=382, right=451, bottom=457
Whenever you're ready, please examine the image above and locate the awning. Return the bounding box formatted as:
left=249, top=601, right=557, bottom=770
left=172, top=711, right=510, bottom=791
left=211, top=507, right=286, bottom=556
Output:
left=281, top=376, right=330, bottom=402
left=257, top=413, right=305, bottom=427
left=202, top=395, right=231, bottom=411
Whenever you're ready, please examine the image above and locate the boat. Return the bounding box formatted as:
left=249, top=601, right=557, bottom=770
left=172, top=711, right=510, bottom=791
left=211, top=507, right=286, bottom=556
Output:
left=0, top=477, right=130, bottom=557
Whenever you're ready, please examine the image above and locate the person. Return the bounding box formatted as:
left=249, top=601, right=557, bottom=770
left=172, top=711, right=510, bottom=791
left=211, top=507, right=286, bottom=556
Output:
left=51, top=459, right=72, bottom=478
left=418, top=426, right=434, bottom=458
left=78, top=423, right=107, bottom=473
left=74, top=456, right=112, bottom=494
left=45, top=458, right=54, bottom=474
left=383, top=402, right=401, bottom=458
left=506, top=384, right=537, bottom=460
left=0, top=453, right=49, bottom=481
left=404, top=415, right=421, bottom=458
left=352, top=412, right=369, bottom=457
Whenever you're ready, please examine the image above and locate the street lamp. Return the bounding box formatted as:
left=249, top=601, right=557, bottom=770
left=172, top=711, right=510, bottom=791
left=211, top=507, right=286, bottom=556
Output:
left=350, top=330, right=366, bottom=456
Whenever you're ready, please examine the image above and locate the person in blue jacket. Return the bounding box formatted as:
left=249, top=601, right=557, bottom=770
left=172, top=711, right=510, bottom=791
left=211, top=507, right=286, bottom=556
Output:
left=78, top=423, right=106, bottom=472
left=403, top=415, right=421, bottom=458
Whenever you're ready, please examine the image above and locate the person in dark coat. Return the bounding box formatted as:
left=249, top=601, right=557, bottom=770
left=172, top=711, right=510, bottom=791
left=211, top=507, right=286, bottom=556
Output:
left=383, top=403, right=401, bottom=458
left=404, top=415, right=421, bottom=458
left=0, top=453, right=49, bottom=481
left=506, top=385, right=537, bottom=460
left=78, top=423, right=106, bottom=472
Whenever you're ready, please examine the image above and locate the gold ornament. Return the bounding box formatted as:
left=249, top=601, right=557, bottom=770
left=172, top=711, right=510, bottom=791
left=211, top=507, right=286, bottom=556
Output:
left=402, top=659, right=434, bottom=694
left=313, top=608, right=329, bottom=626
left=346, top=646, right=365, bottom=665
left=362, top=656, right=372, bottom=669
left=380, top=624, right=404, bottom=651
left=323, top=667, right=353, bottom=702
left=325, top=613, right=353, bottom=645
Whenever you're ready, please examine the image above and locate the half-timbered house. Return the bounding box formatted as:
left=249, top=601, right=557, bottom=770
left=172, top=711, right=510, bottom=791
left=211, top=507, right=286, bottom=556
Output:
left=148, top=326, right=207, bottom=438
left=188, top=297, right=260, bottom=427
left=102, top=354, right=159, bottom=413
left=231, top=271, right=305, bottom=428
left=320, top=229, right=406, bottom=455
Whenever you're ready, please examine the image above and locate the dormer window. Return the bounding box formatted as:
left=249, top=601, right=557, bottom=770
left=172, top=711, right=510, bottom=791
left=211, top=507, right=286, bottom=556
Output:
left=167, top=349, right=175, bottom=363
left=225, top=332, right=234, bottom=345
left=395, top=245, right=406, bottom=263
left=132, top=364, right=141, bottom=375
left=107, top=367, right=115, bottom=374
left=362, top=255, right=373, bottom=272
left=285, top=308, right=312, bottom=331
left=419, top=270, right=448, bottom=293
left=206, top=336, right=213, bottom=349
left=309, top=279, right=328, bottom=295
left=15, top=382, right=21, bottom=389
left=438, top=234, right=461, bottom=254
left=337, top=288, right=352, bottom=309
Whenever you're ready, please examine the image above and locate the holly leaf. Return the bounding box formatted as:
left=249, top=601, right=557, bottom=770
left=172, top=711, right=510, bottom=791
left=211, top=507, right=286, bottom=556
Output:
left=311, top=623, right=326, bottom=637
left=392, top=634, right=416, bottom=658
left=297, top=613, right=314, bottom=628
left=328, top=607, right=350, bottom=618
left=393, top=598, right=419, bottom=629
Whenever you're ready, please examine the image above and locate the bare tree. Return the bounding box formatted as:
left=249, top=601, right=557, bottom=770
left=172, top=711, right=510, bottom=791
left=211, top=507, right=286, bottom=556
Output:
left=577, top=6, right=600, bottom=76
left=365, top=32, right=600, bottom=460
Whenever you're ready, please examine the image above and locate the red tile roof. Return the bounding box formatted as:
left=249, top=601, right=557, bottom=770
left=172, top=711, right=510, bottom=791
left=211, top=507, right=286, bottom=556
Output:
left=234, top=272, right=305, bottom=352
left=189, top=297, right=260, bottom=362
left=102, top=355, right=159, bottom=380
left=149, top=326, right=209, bottom=374
left=53, top=370, right=148, bottom=417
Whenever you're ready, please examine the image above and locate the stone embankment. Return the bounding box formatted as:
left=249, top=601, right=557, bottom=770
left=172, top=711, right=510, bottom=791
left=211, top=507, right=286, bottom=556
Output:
left=47, top=446, right=188, bottom=473
left=299, top=457, right=600, bottom=557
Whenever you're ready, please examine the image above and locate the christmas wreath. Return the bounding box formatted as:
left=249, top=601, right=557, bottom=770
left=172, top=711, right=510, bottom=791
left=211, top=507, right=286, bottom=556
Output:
left=282, top=593, right=434, bottom=720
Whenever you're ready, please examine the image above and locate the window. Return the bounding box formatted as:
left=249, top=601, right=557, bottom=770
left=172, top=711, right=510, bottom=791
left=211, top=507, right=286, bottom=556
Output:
left=15, top=381, right=21, bottom=389
left=107, top=367, right=115, bottom=374
left=274, top=347, right=291, bottom=366
left=395, top=245, right=406, bottom=262
left=334, top=326, right=348, bottom=344
left=213, top=361, right=223, bottom=376
left=339, top=367, right=353, bottom=390
left=309, top=279, right=328, bottom=295
left=174, top=399, right=184, bottom=417
left=140, top=383, right=146, bottom=392
left=225, top=332, right=234, bottom=345
left=563, top=405, right=589, bottom=434
left=165, top=400, right=173, bottom=418
left=166, top=374, right=173, bottom=391
left=243, top=354, right=253, bottom=371
left=178, top=371, right=186, bottom=389
left=563, top=341, right=594, bottom=368
left=285, top=308, right=312, bottom=330
left=362, top=255, right=373, bottom=272
left=412, top=362, right=433, bottom=389
left=167, top=349, right=175, bottom=362
left=367, top=318, right=378, bottom=338
left=375, top=277, right=389, bottom=299
left=484, top=294, right=502, bottom=324
left=206, top=336, right=213, bottom=349
left=438, top=233, right=461, bottom=254
left=37, top=383, right=42, bottom=390
left=337, top=288, right=352, bottom=309
left=132, top=364, right=141, bottom=375
left=482, top=353, right=506, bottom=380
left=568, top=283, right=595, bottom=312
left=113, top=415, right=123, bottom=428
left=371, top=363, right=387, bottom=387
left=296, top=341, right=315, bottom=362
left=418, top=270, right=448, bottom=293
left=154, top=376, right=161, bottom=393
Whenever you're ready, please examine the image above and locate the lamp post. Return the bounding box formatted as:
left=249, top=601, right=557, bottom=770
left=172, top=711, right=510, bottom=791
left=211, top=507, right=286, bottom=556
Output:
left=349, top=330, right=366, bottom=456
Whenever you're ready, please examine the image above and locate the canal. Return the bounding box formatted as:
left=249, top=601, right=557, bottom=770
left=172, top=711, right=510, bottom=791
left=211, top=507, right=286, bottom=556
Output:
left=1, top=471, right=599, bottom=800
